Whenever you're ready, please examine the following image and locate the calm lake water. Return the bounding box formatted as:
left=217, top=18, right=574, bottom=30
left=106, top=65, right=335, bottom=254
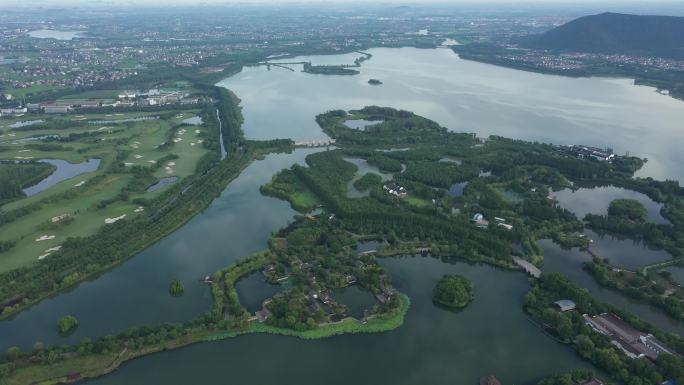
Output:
left=552, top=185, right=669, bottom=224
left=4, top=46, right=684, bottom=381
left=344, top=157, right=393, bottom=198
left=84, top=257, right=588, bottom=385
left=22, top=158, right=100, bottom=197
left=218, top=47, right=684, bottom=181
left=236, top=272, right=283, bottom=313
left=344, top=119, right=382, bottom=130
left=586, top=229, right=672, bottom=270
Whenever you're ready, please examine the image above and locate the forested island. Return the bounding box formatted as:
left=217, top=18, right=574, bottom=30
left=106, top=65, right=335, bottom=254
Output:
left=432, top=274, right=474, bottom=309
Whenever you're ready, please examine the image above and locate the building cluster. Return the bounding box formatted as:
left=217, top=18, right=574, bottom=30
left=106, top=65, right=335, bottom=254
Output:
left=494, top=47, right=684, bottom=74
left=383, top=183, right=408, bottom=198
left=20, top=89, right=200, bottom=114
left=584, top=313, right=675, bottom=361
left=0, top=106, right=27, bottom=117
left=471, top=214, right=514, bottom=231
left=563, top=144, right=615, bottom=161
left=118, top=89, right=199, bottom=107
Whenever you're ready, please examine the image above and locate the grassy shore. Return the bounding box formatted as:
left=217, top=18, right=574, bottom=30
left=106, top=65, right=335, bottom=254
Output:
left=2, top=294, right=410, bottom=385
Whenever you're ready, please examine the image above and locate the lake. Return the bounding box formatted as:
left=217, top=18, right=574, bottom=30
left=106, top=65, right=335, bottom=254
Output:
left=84, top=256, right=588, bottom=385
left=218, top=47, right=684, bottom=182
left=552, top=185, right=669, bottom=224
left=22, top=158, right=101, bottom=197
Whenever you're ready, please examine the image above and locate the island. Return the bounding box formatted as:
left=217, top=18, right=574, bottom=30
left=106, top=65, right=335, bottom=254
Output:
left=432, top=274, right=474, bottom=309
left=57, top=315, right=78, bottom=335
left=169, top=279, right=184, bottom=297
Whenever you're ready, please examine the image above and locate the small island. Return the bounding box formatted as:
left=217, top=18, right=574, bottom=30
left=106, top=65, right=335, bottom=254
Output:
left=169, top=278, right=185, bottom=297
left=432, top=274, right=474, bottom=309
left=57, top=315, right=78, bottom=335
left=607, top=198, right=647, bottom=221
left=368, top=79, right=383, bottom=85
left=353, top=172, right=383, bottom=192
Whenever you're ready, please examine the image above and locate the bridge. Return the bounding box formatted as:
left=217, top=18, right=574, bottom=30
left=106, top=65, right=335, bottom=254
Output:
left=513, top=257, right=542, bottom=279
left=294, top=139, right=336, bottom=148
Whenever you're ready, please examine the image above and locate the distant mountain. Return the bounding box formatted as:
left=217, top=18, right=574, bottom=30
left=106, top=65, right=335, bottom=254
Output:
left=523, top=12, right=684, bottom=60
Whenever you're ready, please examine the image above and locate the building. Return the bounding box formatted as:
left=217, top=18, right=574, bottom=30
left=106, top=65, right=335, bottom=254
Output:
left=0, top=106, right=27, bottom=116
left=383, top=183, right=408, bottom=198
left=584, top=313, right=675, bottom=361
left=567, top=145, right=615, bottom=161
left=472, top=213, right=489, bottom=229
left=554, top=299, right=576, bottom=312
left=43, top=104, right=71, bottom=114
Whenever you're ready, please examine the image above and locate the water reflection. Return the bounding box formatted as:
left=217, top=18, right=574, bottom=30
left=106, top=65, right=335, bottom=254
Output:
left=22, top=158, right=100, bottom=196
left=586, top=229, right=671, bottom=270
left=236, top=271, right=283, bottom=313
left=552, top=185, right=668, bottom=224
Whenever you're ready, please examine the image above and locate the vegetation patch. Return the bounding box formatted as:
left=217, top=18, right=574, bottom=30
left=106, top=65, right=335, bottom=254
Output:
left=57, top=315, right=78, bottom=335
left=432, top=274, right=474, bottom=309
left=169, top=278, right=185, bottom=297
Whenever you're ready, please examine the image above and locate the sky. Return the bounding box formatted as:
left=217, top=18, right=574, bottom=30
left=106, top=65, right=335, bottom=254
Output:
left=7, top=0, right=684, bottom=3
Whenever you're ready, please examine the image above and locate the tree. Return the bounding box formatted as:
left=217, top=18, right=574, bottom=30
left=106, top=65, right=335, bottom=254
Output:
left=169, top=279, right=185, bottom=297
left=57, top=315, right=78, bottom=335
left=432, top=274, right=474, bottom=309
left=608, top=199, right=647, bottom=221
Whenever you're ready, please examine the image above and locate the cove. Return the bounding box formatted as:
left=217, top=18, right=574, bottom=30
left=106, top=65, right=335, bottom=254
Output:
left=83, top=256, right=588, bottom=385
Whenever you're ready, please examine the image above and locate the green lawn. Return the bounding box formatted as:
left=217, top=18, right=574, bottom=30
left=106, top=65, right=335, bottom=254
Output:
left=0, top=108, right=209, bottom=272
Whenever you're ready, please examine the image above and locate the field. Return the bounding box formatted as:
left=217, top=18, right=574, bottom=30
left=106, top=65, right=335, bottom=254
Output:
left=0, top=108, right=211, bottom=272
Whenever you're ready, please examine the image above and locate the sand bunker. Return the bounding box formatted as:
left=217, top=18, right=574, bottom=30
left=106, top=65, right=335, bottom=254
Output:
left=104, top=214, right=126, bottom=224
left=35, top=235, right=56, bottom=242
left=51, top=214, right=69, bottom=223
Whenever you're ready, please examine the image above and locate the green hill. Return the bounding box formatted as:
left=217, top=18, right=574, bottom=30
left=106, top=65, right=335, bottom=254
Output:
left=523, top=12, right=684, bottom=59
